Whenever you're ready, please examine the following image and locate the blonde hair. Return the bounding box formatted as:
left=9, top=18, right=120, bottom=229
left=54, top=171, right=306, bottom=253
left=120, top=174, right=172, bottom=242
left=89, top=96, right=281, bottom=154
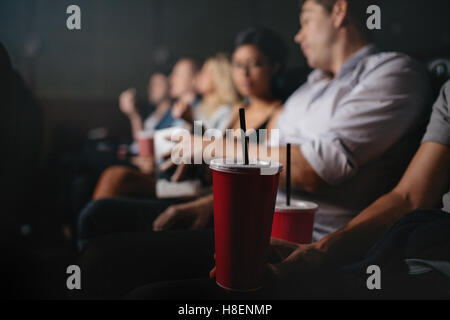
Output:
left=201, top=53, right=240, bottom=117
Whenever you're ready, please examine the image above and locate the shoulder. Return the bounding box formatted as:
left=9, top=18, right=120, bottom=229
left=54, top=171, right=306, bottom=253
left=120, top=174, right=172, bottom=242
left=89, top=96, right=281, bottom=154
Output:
left=441, top=80, right=450, bottom=100
left=215, top=104, right=232, bottom=114
left=432, top=80, right=450, bottom=116
left=353, top=51, right=430, bottom=97
left=283, top=83, right=308, bottom=109
left=273, top=100, right=283, bottom=110
left=229, top=102, right=245, bottom=115
left=226, top=102, right=246, bottom=126
left=266, top=101, right=284, bottom=131
left=358, top=51, right=426, bottom=78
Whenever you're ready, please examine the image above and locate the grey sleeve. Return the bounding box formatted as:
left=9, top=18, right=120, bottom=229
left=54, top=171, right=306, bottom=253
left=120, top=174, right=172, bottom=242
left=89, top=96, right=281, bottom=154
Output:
left=422, top=81, right=450, bottom=147
left=300, top=55, right=430, bottom=186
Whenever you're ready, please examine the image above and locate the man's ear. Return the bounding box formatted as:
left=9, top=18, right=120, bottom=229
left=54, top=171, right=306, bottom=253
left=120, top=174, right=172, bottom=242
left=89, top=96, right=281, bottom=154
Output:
left=331, top=0, right=349, bottom=28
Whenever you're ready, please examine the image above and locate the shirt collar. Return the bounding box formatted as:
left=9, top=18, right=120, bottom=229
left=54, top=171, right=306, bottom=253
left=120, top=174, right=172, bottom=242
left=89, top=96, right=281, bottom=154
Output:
left=307, top=44, right=379, bottom=83
left=337, top=44, right=378, bottom=78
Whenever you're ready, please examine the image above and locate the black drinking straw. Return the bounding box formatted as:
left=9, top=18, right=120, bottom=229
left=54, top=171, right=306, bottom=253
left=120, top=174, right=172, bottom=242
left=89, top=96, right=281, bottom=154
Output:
left=239, top=108, right=249, bottom=165
left=245, top=136, right=250, bottom=165
left=286, top=143, right=291, bottom=206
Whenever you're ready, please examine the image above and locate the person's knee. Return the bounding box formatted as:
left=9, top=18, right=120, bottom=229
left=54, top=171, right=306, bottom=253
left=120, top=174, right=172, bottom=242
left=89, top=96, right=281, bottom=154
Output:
left=100, top=166, right=134, bottom=185
left=77, top=199, right=116, bottom=250
left=93, top=166, right=136, bottom=200
left=79, top=198, right=115, bottom=224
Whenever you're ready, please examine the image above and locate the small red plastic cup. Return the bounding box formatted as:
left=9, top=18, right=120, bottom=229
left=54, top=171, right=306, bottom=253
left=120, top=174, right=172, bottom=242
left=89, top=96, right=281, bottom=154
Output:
left=210, top=159, right=283, bottom=292
left=137, top=131, right=154, bottom=157
left=271, top=200, right=318, bottom=244
left=117, top=144, right=129, bottom=159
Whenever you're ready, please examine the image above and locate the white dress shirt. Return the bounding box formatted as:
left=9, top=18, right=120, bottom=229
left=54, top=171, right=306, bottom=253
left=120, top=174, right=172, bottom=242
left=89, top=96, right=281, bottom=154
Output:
left=276, top=45, right=432, bottom=241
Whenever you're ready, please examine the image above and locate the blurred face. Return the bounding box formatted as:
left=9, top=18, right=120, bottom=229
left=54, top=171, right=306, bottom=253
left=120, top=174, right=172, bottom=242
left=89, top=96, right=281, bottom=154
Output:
left=148, top=73, right=169, bottom=105
left=170, top=59, right=197, bottom=99
left=294, top=1, right=336, bottom=71
left=231, top=44, right=273, bottom=99
left=195, top=61, right=215, bottom=95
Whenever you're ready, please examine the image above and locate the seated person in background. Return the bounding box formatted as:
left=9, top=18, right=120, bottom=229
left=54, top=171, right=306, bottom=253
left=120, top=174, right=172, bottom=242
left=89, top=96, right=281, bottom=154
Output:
left=154, top=27, right=288, bottom=229
left=77, top=0, right=433, bottom=299
left=90, top=57, right=199, bottom=199
left=154, top=57, right=200, bottom=130
left=120, top=72, right=171, bottom=171
left=172, top=53, right=239, bottom=133
left=225, top=27, right=287, bottom=137
left=163, top=53, right=239, bottom=185
left=119, top=72, right=171, bottom=152
left=1, top=42, right=44, bottom=237
left=77, top=27, right=288, bottom=248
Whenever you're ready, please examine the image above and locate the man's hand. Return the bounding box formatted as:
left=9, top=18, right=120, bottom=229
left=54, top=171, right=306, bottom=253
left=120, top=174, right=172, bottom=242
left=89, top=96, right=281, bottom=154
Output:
left=266, top=238, right=326, bottom=282
left=172, top=100, right=194, bottom=124
left=153, top=197, right=212, bottom=231
left=209, top=238, right=326, bottom=282
left=119, top=88, right=138, bottom=117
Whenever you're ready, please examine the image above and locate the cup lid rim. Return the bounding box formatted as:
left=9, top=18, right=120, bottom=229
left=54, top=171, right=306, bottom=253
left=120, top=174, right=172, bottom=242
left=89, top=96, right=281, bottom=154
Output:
left=209, top=158, right=283, bottom=173
left=275, top=200, right=319, bottom=211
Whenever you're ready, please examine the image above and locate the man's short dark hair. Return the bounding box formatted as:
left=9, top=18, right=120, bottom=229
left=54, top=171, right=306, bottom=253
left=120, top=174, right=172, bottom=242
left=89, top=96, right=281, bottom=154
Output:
left=300, top=0, right=379, bottom=41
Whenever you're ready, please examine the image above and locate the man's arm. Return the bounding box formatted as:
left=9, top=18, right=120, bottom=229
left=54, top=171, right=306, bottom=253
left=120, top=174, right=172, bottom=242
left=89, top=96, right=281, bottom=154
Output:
left=314, top=141, right=450, bottom=265
left=218, top=138, right=327, bottom=193
left=267, top=141, right=450, bottom=280
left=128, top=113, right=144, bottom=141
left=267, top=145, right=327, bottom=193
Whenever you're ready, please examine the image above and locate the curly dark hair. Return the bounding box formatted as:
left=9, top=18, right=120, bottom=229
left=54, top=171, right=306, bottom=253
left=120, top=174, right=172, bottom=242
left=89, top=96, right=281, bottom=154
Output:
left=234, top=27, right=288, bottom=73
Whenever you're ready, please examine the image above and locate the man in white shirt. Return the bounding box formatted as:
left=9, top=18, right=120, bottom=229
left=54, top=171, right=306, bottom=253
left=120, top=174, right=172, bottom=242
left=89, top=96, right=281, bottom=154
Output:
left=256, top=0, right=431, bottom=240
left=275, top=45, right=431, bottom=240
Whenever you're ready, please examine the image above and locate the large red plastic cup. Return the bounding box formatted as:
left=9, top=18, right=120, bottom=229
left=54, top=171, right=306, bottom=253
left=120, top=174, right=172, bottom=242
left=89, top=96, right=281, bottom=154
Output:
left=210, top=159, right=282, bottom=291
left=137, top=131, right=154, bottom=157
left=271, top=200, right=318, bottom=244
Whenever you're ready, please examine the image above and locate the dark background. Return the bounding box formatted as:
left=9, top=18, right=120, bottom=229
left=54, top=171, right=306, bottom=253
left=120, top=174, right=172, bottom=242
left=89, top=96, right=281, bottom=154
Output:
left=1, top=0, right=450, bottom=158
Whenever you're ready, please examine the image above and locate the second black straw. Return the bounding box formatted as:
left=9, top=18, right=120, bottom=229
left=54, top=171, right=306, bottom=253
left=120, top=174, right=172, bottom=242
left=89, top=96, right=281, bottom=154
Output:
left=239, top=108, right=249, bottom=165
left=286, top=143, right=291, bottom=206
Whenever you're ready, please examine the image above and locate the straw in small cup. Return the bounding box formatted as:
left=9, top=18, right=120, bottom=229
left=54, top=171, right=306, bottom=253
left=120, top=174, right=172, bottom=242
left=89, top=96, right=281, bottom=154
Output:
left=286, top=143, right=291, bottom=206
left=239, top=108, right=249, bottom=165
